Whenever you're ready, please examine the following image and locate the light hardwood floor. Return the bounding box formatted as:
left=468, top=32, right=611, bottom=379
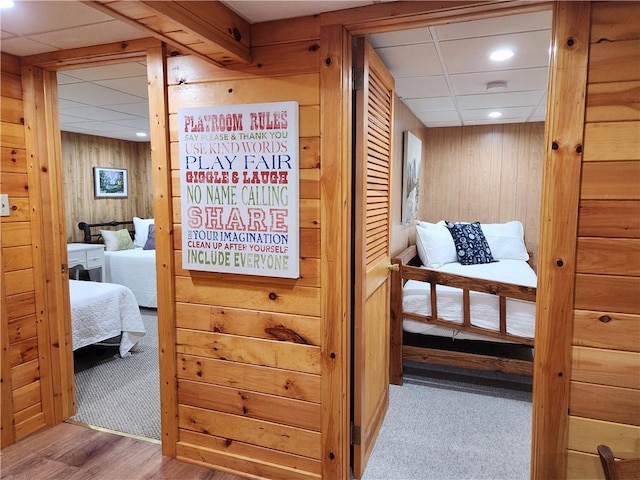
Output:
left=0, top=422, right=245, bottom=480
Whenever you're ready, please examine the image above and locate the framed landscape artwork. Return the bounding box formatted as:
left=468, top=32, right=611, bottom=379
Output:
left=94, top=167, right=128, bottom=198
left=401, top=131, right=422, bottom=225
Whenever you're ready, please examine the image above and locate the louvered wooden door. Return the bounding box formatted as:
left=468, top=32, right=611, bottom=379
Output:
left=351, top=36, right=395, bottom=479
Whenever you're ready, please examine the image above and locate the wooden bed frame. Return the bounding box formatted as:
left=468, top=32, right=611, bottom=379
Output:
left=390, top=245, right=536, bottom=385
left=77, top=220, right=135, bottom=244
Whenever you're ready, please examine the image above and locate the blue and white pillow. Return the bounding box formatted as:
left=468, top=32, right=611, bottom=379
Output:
left=444, top=221, right=495, bottom=265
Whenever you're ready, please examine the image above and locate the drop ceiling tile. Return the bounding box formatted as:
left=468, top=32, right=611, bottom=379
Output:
left=109, top=118, right=150, bottom=130
left=96, top=77, right=149, bottom=98
left=457, top=90, right=546, bottom=110
left=58, top=98, right=92, bottom=109
left=0, top=36, right=57, bottom=56
left=64, top=63, right=148, bottom=82
left=367, top=27, right=432, bottom=48
left=58, top=83, right=145, bottom=106
left=440, top=30, right=551, bottom=74
left=59, top=107, right=139, bottom=122
left=469, top=117, right=530, bottom=125
left=461, top=106, right=535, bottom=121
left=29, top=20, right=147, bottom=51
left=375, top=43, right=441, bottom=78
left=105, top=102, right=150, bottom=117
left=533, top=105, right=546, bottom=117
left=395, top=76, right=450, bottom=99
left=417, top=110, right=461, bottom=123
left=59, top=113, right=94, bottom=124
left=450, top=67, right=549, bottom=96
left=404, top=96, right=456, bottom=112
left=57, top=73, right=85, bottom=85
left=434, top=10, right=552, bottom=40
left=0, top=1, right=114, bottom=36
left=424, top=120, right=463, bottom=128
left=223, top=0, right=375, bottom=23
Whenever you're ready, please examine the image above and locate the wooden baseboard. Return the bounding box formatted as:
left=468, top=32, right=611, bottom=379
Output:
left=402, top=345, right=533, bottom=376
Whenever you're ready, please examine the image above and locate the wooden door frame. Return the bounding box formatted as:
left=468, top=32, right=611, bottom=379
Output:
left=318, top=2, right=586, bottom=479
left=20, top=38, right=176, bottom=454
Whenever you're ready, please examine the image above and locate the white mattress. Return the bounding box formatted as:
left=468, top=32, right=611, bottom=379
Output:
left=69, top=280, right=145, bottom=357
left=104, top=248, right=157, bottom=308
left=402, top=259, right=537, bottom=342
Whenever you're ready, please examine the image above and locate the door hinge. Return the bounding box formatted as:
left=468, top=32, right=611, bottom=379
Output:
left=351, top=423, right=361, bottom=445
left=353, top=67, right=364, bottom=91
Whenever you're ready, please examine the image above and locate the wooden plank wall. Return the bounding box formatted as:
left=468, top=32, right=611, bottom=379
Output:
left=0, top=53, right=48, bottom=446
left=163, top=20, right=325, bottom=479
left=390, top=97, right=428, bottom=257
left=419, top=122, right=544, bottom=265
left=566, top=2, right=640, bottom=478
left=61, top=131, right=153, bottom=242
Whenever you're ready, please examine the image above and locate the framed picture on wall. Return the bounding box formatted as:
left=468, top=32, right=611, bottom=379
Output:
left=94, top=167, right=128, bottom=198
left=401, top=131, right=422, bottom=225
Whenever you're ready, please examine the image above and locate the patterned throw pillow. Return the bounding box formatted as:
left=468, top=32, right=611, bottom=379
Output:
left=444, top=221, right=495, bottom=265
left=101, top=228, right=134, bottom=251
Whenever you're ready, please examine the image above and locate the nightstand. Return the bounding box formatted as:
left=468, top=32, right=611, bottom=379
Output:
left=67, top=243, right=105, bottom=282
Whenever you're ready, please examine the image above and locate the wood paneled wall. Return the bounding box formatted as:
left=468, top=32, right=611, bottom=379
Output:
left=163, top=21, right=326, bottom=480
left=419, top=122, right=544, bottom=265
left=566, top=3, right=640, bottom=478
left=0, top=53, right=50, bottom=447
left=390, top=97, right=428, bottom=256
left=61, top=131, right=152, bottom=242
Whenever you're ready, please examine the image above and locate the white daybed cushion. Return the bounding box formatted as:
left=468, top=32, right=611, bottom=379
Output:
left=69, top=279, right=145, bottom=357
left=402, top=259, right=537, bottom=341
left=104, top=248, right=157, bottom=308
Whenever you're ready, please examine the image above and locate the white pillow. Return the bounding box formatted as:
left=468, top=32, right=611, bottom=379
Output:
left=101, top=229, right=134, bottom=251
left=133, top=217, right=154, bottom=248
left=480, top=221, right=529, bottom=261
left=415, top=221, right=457, bottom=268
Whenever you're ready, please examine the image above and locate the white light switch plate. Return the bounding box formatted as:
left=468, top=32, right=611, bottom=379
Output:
left=0, top=194, right=9, bottom=216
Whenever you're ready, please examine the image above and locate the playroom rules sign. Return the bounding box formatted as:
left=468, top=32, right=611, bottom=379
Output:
left=178, top=101, right=299, bottom=278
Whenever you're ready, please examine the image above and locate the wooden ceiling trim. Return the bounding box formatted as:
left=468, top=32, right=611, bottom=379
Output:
left=139, top=1, right=251, bottom=63
left=19, top=37, right=158, bottom=69
left=84, top=1, right=251, bottom=68
left=320, top=0, right=552, bottom=35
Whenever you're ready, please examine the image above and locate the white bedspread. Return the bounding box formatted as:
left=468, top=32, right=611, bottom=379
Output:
left=403, top=259, right=537, bottom=341
left=104, top=248, right=157, bottom=308
left=69, top=280, right=145, bottom=357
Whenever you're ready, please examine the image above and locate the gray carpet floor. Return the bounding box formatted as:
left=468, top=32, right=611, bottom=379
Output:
left=71, top=308, right=160, bottom=440
left=71, top=313, right=532, bottom=478
left=361, top=365, right=532, bottom=480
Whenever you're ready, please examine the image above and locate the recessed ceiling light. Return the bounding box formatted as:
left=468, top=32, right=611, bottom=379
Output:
left=490, top=49, right=514, bottom=61
left=0, top=0, right=15, bottom=8
left=136, top=132, right=148, bottom=137
left=488, top=111, right=503, bottom=118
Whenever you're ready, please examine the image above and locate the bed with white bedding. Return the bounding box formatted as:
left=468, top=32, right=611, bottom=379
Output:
left=78, top=218, right=157, bottom=308
left=104, top=248, right=157, bottom=308
left=69, top=279, right=145, bottom=357
left=390, top=220, right=537, bottom=383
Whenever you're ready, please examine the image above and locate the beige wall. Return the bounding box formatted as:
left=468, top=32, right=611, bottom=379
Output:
left=61, top=131, right=152, bottom=243
left=419, top=122, right=544, bottom=264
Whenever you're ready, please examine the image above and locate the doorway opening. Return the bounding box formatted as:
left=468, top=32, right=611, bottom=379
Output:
left=56, top=60, right=161, bottom=442
left=351, top=7, right=551, bottom=478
